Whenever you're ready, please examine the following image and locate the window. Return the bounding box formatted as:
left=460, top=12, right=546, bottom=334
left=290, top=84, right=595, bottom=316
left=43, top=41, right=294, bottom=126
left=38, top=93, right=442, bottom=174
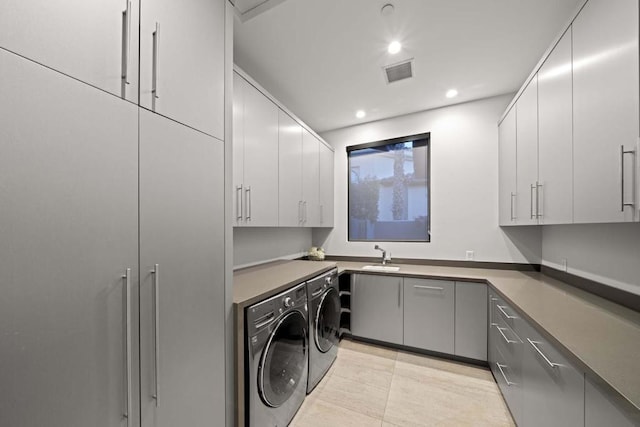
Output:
left=347, top=133, right=430, bottom=242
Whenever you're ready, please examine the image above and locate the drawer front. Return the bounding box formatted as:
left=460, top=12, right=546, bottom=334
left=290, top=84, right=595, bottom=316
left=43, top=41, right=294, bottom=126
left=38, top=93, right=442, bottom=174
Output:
left=493, top=344, right=523, bottom=425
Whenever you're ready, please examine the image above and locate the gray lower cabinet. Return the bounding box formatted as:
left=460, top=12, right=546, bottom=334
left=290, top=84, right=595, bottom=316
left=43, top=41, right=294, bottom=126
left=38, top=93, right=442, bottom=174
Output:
left=139, top=110, right=226, bottom=426
left=585, top=377, right=638, bottom=427
left=0, top=49, right=140, bottom=426
left=351, top=274, right=403, bottom=345
left=518, top=321, right=584, bottom=427
left=455, top=282, right=487, bottom=360
left=403, top=278, right=455, bottom=354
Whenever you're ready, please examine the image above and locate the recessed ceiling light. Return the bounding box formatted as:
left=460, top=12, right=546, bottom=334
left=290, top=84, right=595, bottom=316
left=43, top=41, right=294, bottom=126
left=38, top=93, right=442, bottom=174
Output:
left=446, top=89, right=459, bottom=98
left=388, top=41, right=402, bottom=55
left=356, top=110, right=366, bottom=119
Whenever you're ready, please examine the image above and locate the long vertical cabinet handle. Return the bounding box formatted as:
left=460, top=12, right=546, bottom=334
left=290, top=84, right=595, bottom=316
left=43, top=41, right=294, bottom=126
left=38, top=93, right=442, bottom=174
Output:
left=298, top=201, right=302, bottom=225
left=121, top=1, right=132, bottom=84
left=303, top=201, right=307, bottom=224
left=397, top=280, right=401, bottom=307
left=236, top=185, right=243, bottom=221
left=510, top=192, right=516, bottom=221
left=320, top=204, right=324, bottom=224
left=245, top=187, right=251, bottom=220
left=151, top=264, right=160, bottom=405
left=152, top=22, right=160, bottom=101
left=536, top=183, right=543, bottom=219
left=620, top=145, right=636, bottom=211
left=122, top=268, right=132, bottom=424
left=530, top=184, right=536, bottom=219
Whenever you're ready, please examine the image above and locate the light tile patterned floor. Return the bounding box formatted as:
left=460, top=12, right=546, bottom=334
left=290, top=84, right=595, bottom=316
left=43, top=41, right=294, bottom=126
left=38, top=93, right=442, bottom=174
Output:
left=290, top=339, right=515, bottom=427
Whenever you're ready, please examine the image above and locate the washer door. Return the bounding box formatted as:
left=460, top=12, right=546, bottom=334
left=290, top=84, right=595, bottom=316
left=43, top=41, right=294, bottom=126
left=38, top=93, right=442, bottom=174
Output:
left=315, top=287, right=340, bottom=353
left=258, top=310, right=307, bottom=408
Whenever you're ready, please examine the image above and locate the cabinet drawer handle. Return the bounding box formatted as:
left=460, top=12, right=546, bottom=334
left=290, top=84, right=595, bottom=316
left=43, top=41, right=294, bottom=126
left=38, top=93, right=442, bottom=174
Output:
left=122, top=268, right=133, bottom=424
left=620, top=145, right=636, bottom=211
left=413, top=285, right=444, bottom=291
left=496, top=363, right=515, bottom=386
left=151, top=264, right=160, bottom=405
left=495, top=325, right=517, bottom=344
left=497, top=305, right=516, bottom=319
left=527, top=338, right=561, bottom=368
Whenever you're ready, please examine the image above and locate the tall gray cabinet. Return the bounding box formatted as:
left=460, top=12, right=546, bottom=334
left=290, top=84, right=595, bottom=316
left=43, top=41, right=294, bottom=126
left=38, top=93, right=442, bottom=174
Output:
left=0, top=1, right=229, bottom=424
left=139, top=111, right=226, bottom=426
left=0, top=48, right=140, bottom=427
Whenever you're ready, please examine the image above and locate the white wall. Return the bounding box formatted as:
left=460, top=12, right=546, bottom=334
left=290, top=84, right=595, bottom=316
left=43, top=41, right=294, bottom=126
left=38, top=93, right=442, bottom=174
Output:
left=542, top=224, right=640, bottom=295
left=233, top=227, right=312, bottom=268
left=314, top=94, right=542, bottom=264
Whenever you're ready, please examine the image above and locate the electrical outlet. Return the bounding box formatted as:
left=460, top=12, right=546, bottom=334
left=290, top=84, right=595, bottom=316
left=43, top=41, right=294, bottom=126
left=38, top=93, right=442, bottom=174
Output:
left=561, top=258, right=568, bottom=272
left=465, top=250, right=474, bottom=261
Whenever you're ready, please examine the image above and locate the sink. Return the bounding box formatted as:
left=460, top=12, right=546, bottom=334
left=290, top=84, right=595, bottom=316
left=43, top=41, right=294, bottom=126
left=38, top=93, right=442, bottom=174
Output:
left=361, top=265, right=400, bottom=272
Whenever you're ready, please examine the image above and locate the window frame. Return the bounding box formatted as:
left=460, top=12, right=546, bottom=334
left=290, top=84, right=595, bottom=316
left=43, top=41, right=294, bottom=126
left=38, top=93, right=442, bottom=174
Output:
left=346, top=132, right=431, bottom=243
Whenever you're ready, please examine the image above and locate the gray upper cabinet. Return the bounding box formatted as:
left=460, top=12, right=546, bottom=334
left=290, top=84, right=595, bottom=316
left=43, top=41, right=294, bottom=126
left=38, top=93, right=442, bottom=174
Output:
left=302, top=129, right=321, bottom=227
left=518, top=321, right=584, bottom=427
left=515, top=76, right=540, bottom=225
left=278, top=110, right=304, bottom=226
left=139, top=110, right=226, bottom=427
left=0, top=50, right=140, bottom=427
left=0, top=0, right=140, bottom=103
left=538, top=27, right=573, bottom=224
left=585, top=377, right=638, bottom=427
left=455, top=282, right=487, bottom=361
left=140, top=0, right=225, bottom=139
left=403, top=278, right=455, bottom=354
left=233, top=73, right=280, bottom=226
left=319, top=142, right=335, bottom=227
left=351, top=274, right=403, bottom=345
left=498, top=107, right=517, bottom=226
left=572, top=0, right=639, bottom=223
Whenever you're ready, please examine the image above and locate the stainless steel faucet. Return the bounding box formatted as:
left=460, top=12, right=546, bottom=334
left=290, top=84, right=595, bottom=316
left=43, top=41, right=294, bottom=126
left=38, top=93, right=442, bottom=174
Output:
left=374, top=245, right=387, bottom=265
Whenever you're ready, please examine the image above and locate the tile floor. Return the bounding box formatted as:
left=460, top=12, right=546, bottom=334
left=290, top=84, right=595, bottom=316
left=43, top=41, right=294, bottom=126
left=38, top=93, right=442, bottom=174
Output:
left=290, top=339, right=515, bottom=427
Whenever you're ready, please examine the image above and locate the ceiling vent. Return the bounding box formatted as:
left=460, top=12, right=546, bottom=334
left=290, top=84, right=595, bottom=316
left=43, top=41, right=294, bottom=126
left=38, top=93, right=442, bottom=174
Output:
left=383, top=59, right=414, bottom=84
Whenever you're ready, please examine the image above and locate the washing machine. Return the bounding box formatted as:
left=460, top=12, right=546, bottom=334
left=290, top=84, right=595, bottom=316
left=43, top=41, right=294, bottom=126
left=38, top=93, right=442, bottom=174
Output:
left=245, top=282, right=308, bottom=427
left=306, top=268, right=340, bottom=393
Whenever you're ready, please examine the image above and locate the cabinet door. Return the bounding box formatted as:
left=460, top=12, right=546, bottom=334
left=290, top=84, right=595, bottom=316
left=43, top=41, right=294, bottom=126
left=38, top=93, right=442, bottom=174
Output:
left=455, top=282, right=487, bottom=360
left=585, top=377, right=637, bottom=427
left=520, top=322, right=584, bottom=427
left=538, top=28, right=573, bottom=224
left=278, top=110, right=303, bottom=226
left=242, top=81, right=279, bottom=226
left=139, top=110, right=226, bottom=427
left=351, top=274, right=403, bottom=345
left=0, top=0, right=140, bottom=103
left=319, top=142, right=335, bottom=227
left=233, top=72, right=246, bottom=226
left=0, top=50, right=139, bottom=427
left=403, top=278, right=455, bottom=354
left=516, top=76, right=540, bottom=225
left=302, top=129, right=321, bottom=226
left=140, top=0, right=225, bottom=139
left=498, top=107, right=517, bottom=225
left=573, top=0, right=639, bottom=223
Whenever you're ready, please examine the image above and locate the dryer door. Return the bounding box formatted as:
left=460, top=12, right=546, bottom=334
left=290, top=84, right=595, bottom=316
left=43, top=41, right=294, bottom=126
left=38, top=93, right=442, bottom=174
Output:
left=258, top=310, right=307, bottom=408
left=315, top=288, right=340, bottom=353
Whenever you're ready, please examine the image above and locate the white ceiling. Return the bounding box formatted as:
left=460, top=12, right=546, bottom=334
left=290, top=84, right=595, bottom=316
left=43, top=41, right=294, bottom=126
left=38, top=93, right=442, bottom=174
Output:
left=234, top=0, right=583, bottom=133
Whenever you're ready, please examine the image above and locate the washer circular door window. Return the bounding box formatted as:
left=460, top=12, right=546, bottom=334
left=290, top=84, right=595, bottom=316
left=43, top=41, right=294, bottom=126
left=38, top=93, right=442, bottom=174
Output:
left=315, top=287, right=340, bottom=353
left=258, top=310, right=307, bottom=408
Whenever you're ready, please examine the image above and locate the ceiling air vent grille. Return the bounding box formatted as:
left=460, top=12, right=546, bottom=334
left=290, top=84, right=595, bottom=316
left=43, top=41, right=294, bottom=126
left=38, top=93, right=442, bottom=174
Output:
left=384, top=59, right=413, bottom=84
